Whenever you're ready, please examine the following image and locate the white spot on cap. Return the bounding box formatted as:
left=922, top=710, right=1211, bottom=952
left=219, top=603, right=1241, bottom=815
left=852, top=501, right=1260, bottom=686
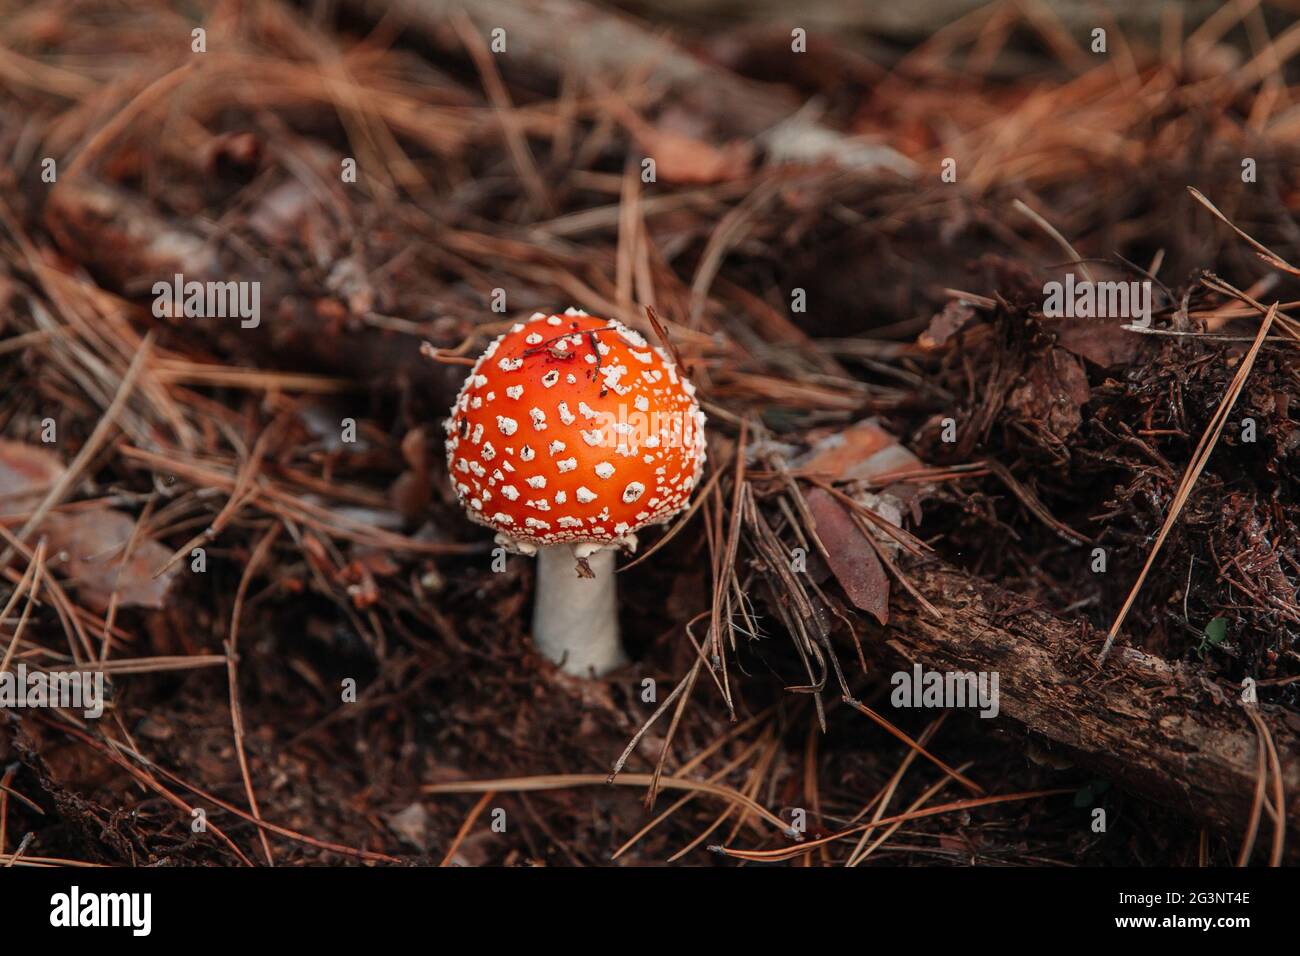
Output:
left=622, top=482, right=646, bottom=503
left=500, top=485, right=520, bottom=501
left=548, top=440, right=565, bottom=456
left=557, top=457, right=577, bottom=473
left=506, top=385, right=524, bottom=400
left=600, top=364, right=627, bottom=391
left=542, top=370, right=560, bottom=388
left=618, top=327, right=648, bottom=348
left=526, top=475, right=547, bottom=489
left=594, top=462, right=614, bottom=479
left=576, top=486, right=597, bottom=503
left=496, top=416, right=517, bottom=436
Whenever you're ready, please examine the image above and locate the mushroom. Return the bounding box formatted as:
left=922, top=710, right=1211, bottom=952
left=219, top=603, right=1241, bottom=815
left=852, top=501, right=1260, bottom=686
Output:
left=444, top=308, right=706, bottom=677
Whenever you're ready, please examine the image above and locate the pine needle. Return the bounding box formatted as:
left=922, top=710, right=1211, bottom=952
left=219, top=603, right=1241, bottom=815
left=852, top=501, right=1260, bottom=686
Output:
left=1098, top=302, right=1278, bottom=664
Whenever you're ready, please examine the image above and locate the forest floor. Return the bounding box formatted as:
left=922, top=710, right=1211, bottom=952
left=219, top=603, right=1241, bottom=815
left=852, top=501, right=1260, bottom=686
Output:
left=1, top=0, right=1298, bottom=866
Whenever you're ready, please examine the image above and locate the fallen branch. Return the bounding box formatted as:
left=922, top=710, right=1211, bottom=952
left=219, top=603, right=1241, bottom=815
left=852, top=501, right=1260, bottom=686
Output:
left=884, top=557, right=1298, bottom=852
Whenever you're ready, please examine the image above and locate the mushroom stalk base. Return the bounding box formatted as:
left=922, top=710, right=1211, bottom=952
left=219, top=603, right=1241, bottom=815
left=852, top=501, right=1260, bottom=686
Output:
left=533, top=545, right=626, bottom=677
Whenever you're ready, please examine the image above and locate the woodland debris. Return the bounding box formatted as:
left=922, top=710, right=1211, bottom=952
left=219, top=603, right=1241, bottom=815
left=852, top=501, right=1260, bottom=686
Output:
left=887, top=556, right=1299, bottom=848
left=0, top=440, right=178, bottom=610
left=805, top=487, right=889, bottom=625
left=345, top=0, right=914, bottom=174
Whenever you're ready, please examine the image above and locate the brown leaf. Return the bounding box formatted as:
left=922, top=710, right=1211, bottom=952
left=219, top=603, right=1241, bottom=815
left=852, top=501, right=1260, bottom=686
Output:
left=796, top=419, right=921, bottom=484
left=1006, top=348, right=1091, bottom=440
left=43, top=510, right=178, bottom=611
left=0, top=439, right=177, bottom=610
left=805, top=487, right=889, bottom=625
left=0, top=439, right=65, bottom=510
left=1055, top=317, right=1143, bottom=368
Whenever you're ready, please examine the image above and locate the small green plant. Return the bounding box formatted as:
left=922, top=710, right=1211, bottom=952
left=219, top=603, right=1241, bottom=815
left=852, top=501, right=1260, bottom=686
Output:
left=1195, top=616, right=1229, bottom=657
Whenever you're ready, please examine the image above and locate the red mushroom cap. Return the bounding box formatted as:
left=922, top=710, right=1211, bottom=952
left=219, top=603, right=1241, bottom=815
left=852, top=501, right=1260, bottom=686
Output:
left=445, top=309, right=706, bottom=551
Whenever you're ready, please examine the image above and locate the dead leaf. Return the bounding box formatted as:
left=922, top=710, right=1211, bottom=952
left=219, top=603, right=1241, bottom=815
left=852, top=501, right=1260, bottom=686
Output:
left=795, top=419, right=922, bottom=484
left=0, top=439, right=65, bottom=511
left=805, top=487, right=889, bottom=625
left=0, top=439, right=177, bottom=610
left=43, top=510, right=177, bottom=611
left=1055, top=317, right=1143, bottom=368
left=1006, top=348, right=1091, bottom=440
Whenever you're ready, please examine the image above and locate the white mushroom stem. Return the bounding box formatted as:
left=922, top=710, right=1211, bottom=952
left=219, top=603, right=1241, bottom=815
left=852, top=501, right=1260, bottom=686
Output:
left=533, top=545, right=626, bottom=677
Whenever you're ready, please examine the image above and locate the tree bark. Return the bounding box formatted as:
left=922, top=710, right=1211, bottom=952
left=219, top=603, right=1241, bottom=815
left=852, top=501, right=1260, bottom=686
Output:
left=886, top=558, right=1300, bottom=849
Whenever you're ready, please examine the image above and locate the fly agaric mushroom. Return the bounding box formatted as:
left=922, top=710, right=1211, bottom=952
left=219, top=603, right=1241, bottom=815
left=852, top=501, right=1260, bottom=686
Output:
left=445, top=308, right=706, bottom=676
